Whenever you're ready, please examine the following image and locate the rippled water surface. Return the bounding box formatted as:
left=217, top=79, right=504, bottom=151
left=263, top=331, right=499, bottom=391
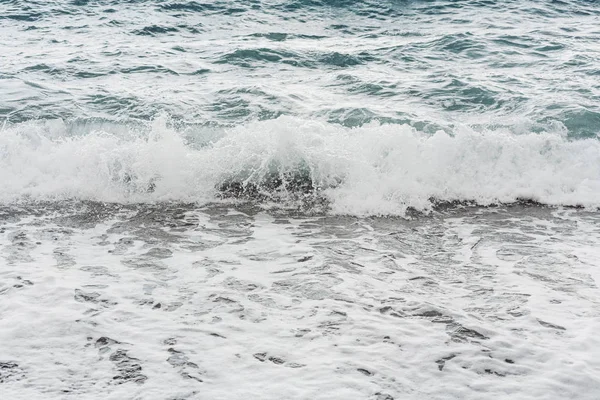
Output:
left=1, top=1, right=600, bottom=399
left=2, top=0, right=600, bottom=133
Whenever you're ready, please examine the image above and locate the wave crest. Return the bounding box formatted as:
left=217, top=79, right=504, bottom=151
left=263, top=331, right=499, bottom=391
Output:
left=1, top=116, right=599, bottom=215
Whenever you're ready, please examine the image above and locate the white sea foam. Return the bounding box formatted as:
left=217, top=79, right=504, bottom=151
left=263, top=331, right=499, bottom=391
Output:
left=1, top=205, right=600, bottom=399
left=1, top=116, right=599, bottom=215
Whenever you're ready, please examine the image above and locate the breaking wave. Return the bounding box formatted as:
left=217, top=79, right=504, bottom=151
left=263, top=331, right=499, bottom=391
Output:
left=1, top=116, right=599, bottom=215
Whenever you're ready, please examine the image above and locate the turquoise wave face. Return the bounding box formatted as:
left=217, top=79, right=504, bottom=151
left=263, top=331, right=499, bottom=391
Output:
left=1, top=0, right=599, bottom=139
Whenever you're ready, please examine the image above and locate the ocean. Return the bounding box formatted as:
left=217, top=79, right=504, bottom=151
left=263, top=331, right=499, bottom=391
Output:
left=1, top=0, right=600, bottom=399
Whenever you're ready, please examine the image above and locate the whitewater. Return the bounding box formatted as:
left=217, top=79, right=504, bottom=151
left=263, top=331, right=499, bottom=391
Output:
left=2, top=116, right=600, bottom=214
left=1, top=0, right=600, bottom=399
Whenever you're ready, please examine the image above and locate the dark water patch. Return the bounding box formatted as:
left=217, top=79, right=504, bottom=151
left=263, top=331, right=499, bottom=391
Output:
left=217, top=167, right=323, bottom=202
left=379, top=306, right=405, bottom=318
left=0, top=12, right=44, bottom=22
left=493, top=35, right=537, bottom=49
left=178, top=24, right=203, bottom=34
left=1, top=106, right=77, bottom=125
left=535, top=43, right=565, bottom=52
left=74, top=70, right=112, bottom=79
left=528, top=6, right=561, bottom=18
left=81, top=265, right=115, bottom=277
left=250, top=32, right=290, bottom=42
left=447, top=323, right=489, bottom=343
left=104, top=19, right=125, bottom=27
left=563, top=53, right=595, bottom=68
left=205, top=87, right=290, bottom=121
left=334, top=74, right=361, bottom=84
left=279, top=0, right=404, bottom=18
left=335, top=73, right=404, bottom=97
left=215, top=87, right=280, bottom=101
left=109, top=350, right=147, bottom=385
left=186, top=68, right=210, bottom=75
left=80, top=94, right=166, bottom=120
left=144, top=247, right=173, bottom=259
left=436, top=354, right=457, bottom=371
left=11, top=276, right=34, bottom=289
left=167, top=348, right=202, bottom=381
left=21, top=63, right=55, bottom=73
left=279, top=0, right=325, bottom=12
left=362, top=29, right=423, bottom=39
left=160, top=1, right=248, bottom=15
left=120, top=65, right=179, bottom=75
left=122, top=256, right=168, bottom=271
left=133, top=25, right=179, bottom=36
left=160, top=1, right=221, bottom=12
left=327, top=24, right=352, bottom=33
left=414, top=78, right=500, bottom=111
left=582, top=68, right=600, bottom=76
left=67, top=56, right=92, bottom=64
left=216, top=48, right=310, bottom=68
left=95, top=337, right=121, bottom=350
left=205, top=97, right=253, bottom=120
left=318, top=52, right=365, bottom=67
left=74, top=288, right=117, bottom=306
left=537, top=319, right=566, bottom=331
left=94, top=336, right=148, bottom=385
left=432, top=33, right=486, bottom=56
left=447, top=87, right=499, bottom=110
left=269, top=356, right=285, bottom=365
left=373, top=393, right=394, bottom=400
left=62, top=24, right=90, bottom=31
left=0, top=362, right=26, bottom=383
left=247, top=32, right=327, bottom=42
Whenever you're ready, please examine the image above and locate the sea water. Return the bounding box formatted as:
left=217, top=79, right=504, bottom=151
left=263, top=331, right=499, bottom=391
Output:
left=1, top=1, right=600, bottom=399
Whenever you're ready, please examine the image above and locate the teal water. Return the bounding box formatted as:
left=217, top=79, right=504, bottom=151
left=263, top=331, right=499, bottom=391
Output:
left=0, top=1, right=600, bottom=212
left=1, top=0, right=599, bottom=136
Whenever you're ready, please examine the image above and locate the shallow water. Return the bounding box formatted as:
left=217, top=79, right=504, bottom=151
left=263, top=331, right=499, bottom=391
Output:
left=1, top=203, right=600, bottom=399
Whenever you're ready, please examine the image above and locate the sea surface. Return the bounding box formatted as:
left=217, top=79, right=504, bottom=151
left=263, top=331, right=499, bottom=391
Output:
left=1, top=1, right=600, bottom=399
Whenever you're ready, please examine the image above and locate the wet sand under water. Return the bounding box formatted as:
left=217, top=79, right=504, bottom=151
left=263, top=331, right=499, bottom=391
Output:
left=1, top=202, right=600, bottom=399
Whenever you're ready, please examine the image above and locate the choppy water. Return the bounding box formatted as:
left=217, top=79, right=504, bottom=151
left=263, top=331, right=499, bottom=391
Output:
left=1, top=0, right=600, bottom=211
left=2, top=0, right=600, bottom=132
left=1, top=1, right=600, bottom=399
